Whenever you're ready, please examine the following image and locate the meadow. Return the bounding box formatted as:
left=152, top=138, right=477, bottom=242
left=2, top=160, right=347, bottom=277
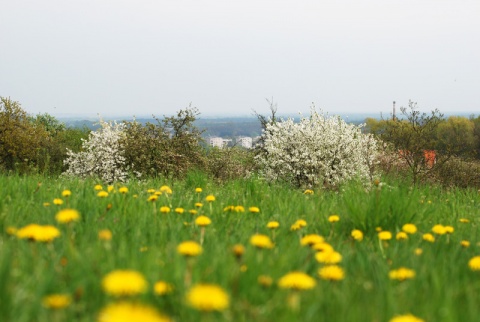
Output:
left=1, top=173, right=480, bottom=322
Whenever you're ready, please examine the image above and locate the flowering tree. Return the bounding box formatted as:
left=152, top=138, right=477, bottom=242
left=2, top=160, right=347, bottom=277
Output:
left=63, top=120, right=128, bottom=183
left=255, top=108, right=378, bottom=188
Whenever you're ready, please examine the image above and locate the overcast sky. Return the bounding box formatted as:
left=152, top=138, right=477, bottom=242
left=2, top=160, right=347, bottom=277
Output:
left=1, top=0, right=479, bottom=118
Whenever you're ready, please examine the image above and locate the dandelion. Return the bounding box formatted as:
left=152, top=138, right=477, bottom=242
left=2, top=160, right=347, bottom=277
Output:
left=351, top=229, right=363, bottom=241
left=414, top=248, right=423, bottom=256
left=461, top=240, right=470, bottom=248
left=97, top=191, right=109, bottom=198
left=186, top=284, right=229, bottom=312
left=300, top=234, right=325, bottom=247
left=174, top=207, right=184, bottom=214
left=177, top=241, right=203, bottom=257
left=98, top=302, right=171, bottom=322
left=389, top=314, right=424, bottom=322
left=99, top=229, right=112, bottom=241
left=159, top=206, right=171, bottom=214
left=234, top=205, right=245, bottom=212
left=315, top=251, right=342, bottom=264
left=444, top=225, right=454, bottom=234
left=61, top=190, right=72, bottom=197
left=195, top=187, right=202, bottom=193
left=402, top=223, right=417, bottom=234
left=432, top=224, right=446, bottom=235
left=17, top=224, right=61, bottom=242
left=160, top=185, right=172, bottom=194
left=389, top=267, right=416, bottom=281
left=195, top=215, right=212, bottom=227
left=312, top=242, right=334, bottom=253
left=378, top=231, right=392, bottom=241
left=147, top=195, right=158, bottom=202
left=396, top=232, right=408, bottom=240
left=101, top=270, right=148, bottom=296
left=303, top=189, right=314, bottom=195
left=53, top=198, right=64, bottom=205
left=318, top=265, right=345, bottom=281
left=296, top=219, right=307, bottom=227
left=107, top=185, right=115, bottom=193
left=147, top=188, right=156, bottom=194
left=154, top=191, right=162, bottom=196
left=42, top=294, right=71, bottom=309
left=328, top=215, right=340, bottom=223
left=194, top=202, right=203, bottom=208
left=205, top=195, right=215, bottom=202
left=232, top=244, right=245, bottom=260
left=6, top=226, right=17, bottom=236
left=459, top=218, right=470, bottom=223
left=55, top=208, right=80, bottom=224
left=43, top=202, right=51, bottom=207
left=267, top=221, right=280, bottom=229
left=258, top=275, right=273, bottom=287
left=468, top=256, right=480, bottom=271
left=223, top=205, right=235, bottom=212
left=118, top=186, right=128, bottom=194
left=94, top=184, right=103, bottom=191
left=278, top=271, right=316, bottom=290
left=154, top=281, right=174, bottom=295
left=188, top=209, right=198, bottom=215
left=250, top=234, right=274, bottom=249
left=422, top=233, right=435, bottom=242
left=249, top=206, right=260, bottom=213
left=290, top=223, right=302, bottom=231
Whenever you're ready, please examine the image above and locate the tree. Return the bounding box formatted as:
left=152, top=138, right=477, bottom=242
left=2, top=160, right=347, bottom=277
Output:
left=436, top=116, right=476, bottom=158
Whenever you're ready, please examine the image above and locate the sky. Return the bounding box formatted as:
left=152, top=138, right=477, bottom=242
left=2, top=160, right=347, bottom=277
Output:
left=1, top=0, right=479, bottom=118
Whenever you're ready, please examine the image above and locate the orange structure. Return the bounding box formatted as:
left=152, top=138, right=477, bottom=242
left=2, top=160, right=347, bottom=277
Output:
left=398, top=150, right=436, bottom=167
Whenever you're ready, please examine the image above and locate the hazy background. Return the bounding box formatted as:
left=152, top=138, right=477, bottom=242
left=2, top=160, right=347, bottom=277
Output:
left=1, top=0, right=479, bottom=117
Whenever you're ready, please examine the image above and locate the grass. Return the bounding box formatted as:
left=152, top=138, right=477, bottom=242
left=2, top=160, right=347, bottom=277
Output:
left=0, top=173, right=479, bottom=321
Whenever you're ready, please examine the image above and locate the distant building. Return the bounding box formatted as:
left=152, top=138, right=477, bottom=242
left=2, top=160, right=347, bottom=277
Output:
left=236, top=136, right=253, bottom=149
left=209, top=137, right=232, bottom=148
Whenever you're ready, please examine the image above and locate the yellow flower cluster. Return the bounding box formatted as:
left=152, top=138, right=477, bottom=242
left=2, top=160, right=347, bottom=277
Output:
left=101, top=270, right=148, bottom=296
left=277, top=271, right=316, bottom=290
left=186, top=284, right=229, bottom=311
left=17, top=224, right=61, bottom=242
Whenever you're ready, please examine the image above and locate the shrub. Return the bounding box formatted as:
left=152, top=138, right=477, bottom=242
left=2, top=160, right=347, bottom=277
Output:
left=204, top=147, right=255, bottom=182
left=255, top=108, right=378, bottom=188
left=63, top=120, right=128, bottom=183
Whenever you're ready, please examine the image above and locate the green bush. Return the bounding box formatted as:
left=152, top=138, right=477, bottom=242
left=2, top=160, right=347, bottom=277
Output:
left=204, top=146, right=256, bottom=182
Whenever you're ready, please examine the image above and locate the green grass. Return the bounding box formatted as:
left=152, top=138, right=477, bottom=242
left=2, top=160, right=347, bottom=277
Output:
left=0, top=174, right=479, bottom=321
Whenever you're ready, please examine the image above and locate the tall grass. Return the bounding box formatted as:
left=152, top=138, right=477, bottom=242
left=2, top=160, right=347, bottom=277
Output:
left=0, top=174, right=479, bottom=321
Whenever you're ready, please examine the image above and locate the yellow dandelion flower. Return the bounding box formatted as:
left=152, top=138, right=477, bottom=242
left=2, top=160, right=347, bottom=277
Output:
left=249, top=206, right=260, bottom=213
left=378, top=231, right=392, bottom=240
left=318, top=265, right=345, bottom=281
left=98, top=302, right=171, bottom=322
left=195, top=215, right=212, bottom=227
left=389, top=314, right=424, bottom=322
left=267, top=221, right=280, bottom=229
left=444, top=225, right=454, bottom=234
left=258, top=275, right=273, bottom=287
left=414, top=248, right=423, bottom=255
left=232, top=244, right=245, bottom=258
left=328, top=215, right=340, bottom=223
left=42, top=294, right=71, bottom=309
left=375, top=226, right=382, bottom=232
left=107, top=185, right=115, bottom=193
left=290, top=223, right=302, bottom=231
left=396, top=232, right=408, bottom=240
left=389, top=267, right=416, bottom=281
left=432, top=224, right=446, bottom=235
left=154, top=281, right=174, bottom=295
left=17, top=224, right=61, bottom=243
left=97, top=191, right=109, bottom=198
left=154, top=191, right=162, bottom=196
left=53, top=198, right=64, bottom=205
left=296, top=219, right=307, bottom=227
left=43, top=202, right=51, bottom=207
left=101, top=270, right=148, bottom=296
left=422, top=233, right=435, bottom=242
left=461, top=240, right=470, bottom=248
left=195, top=187, right=202, bottom=193
left=223, top=205, right=235, bottom=212
left=118, top=187, right=128, bottom=194
left=351, top=229, right=363, bottom=241
left=94, top=184, right=103, bottom=191
left=186, top=284, right=229, bottom=311
left=315, top=251, right=342, bottom=264
left=312, top=242, right=334, bottom=253
left=175, top=207, right=184, bottom=214
left=303, top=189, right=314, bottom=195
left=234, top=205, right=245, bottom=212
left=205, top=195, right=215, bottom=202
left=146, top=188, right=155, bottom=194
left=55, top=208, right=80, bottom=224
left=147, top=195, right=158, bottom=202
left=459, top=218, right=470, bottom=223
left=188, top=209, right=198, bottom=215
left=159, top=206, right=170, bottom=214
left=99, top=229, right=112, bottom=241
left=61, top=190, right=72, bottom=197
left=300, top=234, right=325, bottom=247
left=177, top=241, right=203, bottom=257
left=468, top=256, right=480, bottom=271
left=160, top=185, right=172, bottom=194
left=195, top=202, right=203, bottom=208
left=249, top=234, right=274, bottom=249
left=6, top=226, right=17, bottom=236
left=402, top=223, right=417, bottom=234
left=278, top=271, right=316, bottom=290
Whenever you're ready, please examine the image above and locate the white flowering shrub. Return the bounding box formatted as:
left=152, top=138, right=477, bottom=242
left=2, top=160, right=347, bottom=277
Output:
left=63, top=120, right=129, bottom=183
left=255, top=109, right=379, bottom=188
